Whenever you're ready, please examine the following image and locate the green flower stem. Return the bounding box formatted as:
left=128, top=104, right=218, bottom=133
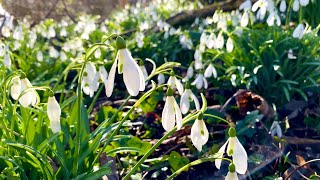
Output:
left=123, top=111, right=200, bottom=180
left=73, top=59, right=87, bottom=178
left=203, top=113, right=232, bottom=126
left=90, top=83, right=164, bottom=170
left=166, top=157, right=232, bottom=180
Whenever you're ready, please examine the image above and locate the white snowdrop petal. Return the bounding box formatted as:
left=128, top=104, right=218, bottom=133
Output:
left=121, top=49, right=141, bottom=96
left=157, top=73, right=165, bottom=85
left=215, top=139, right=229, bottom=169
left=233, top=137, right=248, bottom=174
left=173, top=98, right=183, bottom=129
left=180, top=91, right=190, bottom=114
left=162, top=96, right=176, bottom=132
left=175, top=78, right=184, bottom=95
left=299, top=0, right=309, bottom=6
left=191, top=92, right=201, bottom=111
left=11, top=77, right=21, bottom=100
left=226, top=37, right=234, bottom=52
left=106, top=58, right=118, bottom=97
left=280, top=0, right=286, bottom=12
left=293, top=0, right=299, bottom=12
left=241, top=11, right=249, bottom=27
left=204, top=65, right=213, bottom=78
left=47, top=96, right=61, bottom=124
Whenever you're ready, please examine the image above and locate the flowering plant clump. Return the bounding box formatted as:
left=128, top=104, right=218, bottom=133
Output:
left=0, top=0, right=319, bottom=179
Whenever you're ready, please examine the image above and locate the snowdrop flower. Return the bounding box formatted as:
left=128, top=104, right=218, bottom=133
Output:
left=157, top=73, right=165, bottom=85
left=136, top=32, right=144, bottom=48
left=204, top=64, right=217, bottom=78
left=266, top=11, right=281, bottom=26
left=240, top=11, right=249, bottom=27
left=269, top=121, right=282, bottom=137
left=37, top=51, right=43, bottom=62
left=4, top=53, right=11, bottom=69
left=252, top=0, right=268, bottom=19
left=98, top=66, right=108, bottom=84
left=194, top=49, right=202, bottom=62
left=293, top=0, right=300, bottom=12
left=206, top=33, right=216, bottom=49
left=239, top=0, right=252, bottom=11
left=60, top=51, right=67, bottom=62
left=13, top=26, right=23, bottom=40
left=48, top=26, right=56, bottom=38
left=226, top=37, right=234, bottom=52
left=167, top=71, right=184, bottom=95
left=191, top=113, right=209, bottom=151
left=82, top=61, right=99, bottom=97
left=225, top=163, right=239, bottom=180
left=60, top=27, right=67, bottom=37
left=162, top=87, right=183, bottom=131
left=47, top=95, right=61, bottom=133
left=180, top=82, right=200, bottom=114
left=300, top=0, right=309, bottom=6
left=186, top=64, right=194, bottom=80
left=215, top=127, right=248, bottom=174
left=192, top=74, right=208, bottom=89
left=11, top=76, right=39, bottom=107
left=106, top=36, right=145, bottom=97
left=216, top=32, right=224, bottom=49
left=49, top=46, right=59, bottom=58
left=279, top=0, right=286, bottom=12
left=179, top=34, right=193, bottom=49
left=94, top=48, right=101, bottom=59
left=217, top=17, right=227, bottom=31
left=292, top=24, right=305, bottom=39
left=288, top=49, right=297, bottom=59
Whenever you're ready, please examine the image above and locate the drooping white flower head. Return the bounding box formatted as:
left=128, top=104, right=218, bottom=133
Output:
left=292, top=0, right=300, bottom=12
left=240, top=11, right=249, bottom=27
left=225, top=164, right=239, bottom=180
left=239, top=0, right=252, bottom=11
left=215, top=127, right=248, bottom=175
left=180, top=82, right=200, bottom=114
left=279, top=0, right=287, bottom=12
left=82, top=61, right=99, bottom=97
left=252, top=0, right=268, bottom=18
left=215, top=32, right=225, bottom=49
left=287, top=49, right=297, bottom=59
left=4, top=53, right=11, bottom=69
left=162, top=87, right=183, bottom=132
left=190, top=113, right=209, bottom=151
left=136, top=32, right=145, bottom=48
left=106, top=36, right=145, bottom=97
left=167, top=71, right=184, bottom=95
left=47, top=95, right=61, bottom=133
left=266, top=11, right=281, bottom=26
left=60, top=51, right=67, bottom=62
left=204, top=64, right=218, bottom=79
left=179, top=34, right=193, bottom=50
left=37, top=51, right=43, bottom=62
left=49, top=46, right=59, bottom=59
left=11, top=76, right=39, bottom=107
left=157, top=73, right=165, bottom=85
left=192, top=74, right=208, bottom=89
left=206, top=33, right=216, bottom=49
left=186, top=64, right=194, bottom=80
left=292, top=24, right=305, bottom=39
left=299, top=0, right=309, bottom=6
left=226, top=37, right=234, bottom=52
left=269, top=121, right=282, bottom=137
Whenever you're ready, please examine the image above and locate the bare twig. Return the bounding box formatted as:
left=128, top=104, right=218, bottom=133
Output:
left=284, top=159, right=320, bottom=180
